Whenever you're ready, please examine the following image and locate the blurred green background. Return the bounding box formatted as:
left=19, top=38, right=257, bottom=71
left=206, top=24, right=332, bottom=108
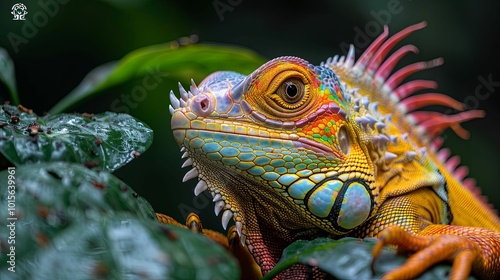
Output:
left=1, top=0, right=499, bottom=232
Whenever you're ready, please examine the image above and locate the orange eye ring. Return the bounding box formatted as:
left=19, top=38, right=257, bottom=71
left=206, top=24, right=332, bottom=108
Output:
left=244, top=63, right=321, bottom=120
left=262, top=72, right=315, bottom=117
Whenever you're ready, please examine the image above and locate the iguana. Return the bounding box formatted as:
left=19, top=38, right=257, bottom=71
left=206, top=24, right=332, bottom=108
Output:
left=168, top=22, right=500, bottom=279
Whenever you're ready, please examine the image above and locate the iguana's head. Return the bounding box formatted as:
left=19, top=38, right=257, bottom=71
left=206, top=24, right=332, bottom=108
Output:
left=170, top=56, right=384, bottom=267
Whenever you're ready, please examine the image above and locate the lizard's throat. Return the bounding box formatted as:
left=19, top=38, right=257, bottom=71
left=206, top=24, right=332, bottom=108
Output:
left=178, top=149, right=324, bottom=264
left=178, top=149, right=253, bottom=247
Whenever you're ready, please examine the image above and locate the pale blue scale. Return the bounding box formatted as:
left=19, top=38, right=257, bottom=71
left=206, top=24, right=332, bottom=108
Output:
left=219, top=140, right=231, bottom=147
left=278, top=174, right=298, bottom=186
left=308, top=163, right=318, bottom=169
left=228, top=104, right=242, bottom=116
left=238, top=135, right=251, bottom=144
left=207, top=152, right=222, bottom=161
left=248, top=166, right=265, bottom=176
left=249, top=138, right=260, bottom=146
left=275, top=167, right=287, bottom=174
left=337, top=182, right=371, bottom=229
left=199, top=131, right=214, bottom=139
left=213, top=133, right=226, bottom=142
left=201, top=71, right=245, bottom=89
left=307, top=179, right=343, bottom=218
left=296, top=163, right=307, bottom=170
left=254, top=157, right=271, bottom=165
left=297, top=169, right=312, bottom=177
left=237, top=161, right=254, bottom=170
left=189, top=138, right=205, bottom=149
left=310, top=173, right=326, bottom=183
left=262, top=172, right=279, bottom=181
left=283, top=142, right=294, bottom=149
left=283, top=155, right=293, bottom=162
left=238, top=153, right=256, bottom=161
left=216, top=96, right=232, bottom=114
left=202, top=142, right=222, bottom=153
left=263, top=165, right=274, bottom=172
left=269, top=181, right=281, bottom=189
left=220, top=147, right=239, bottom=157
left=222, top=157, right=239, bottom=165
left=254, top=150, right=266, bottom=156
left=270, top=159, right=285, bottom=167
left=288, top=179, right=315, bottom=199
left=186, top=130, right=199, bottom=139
left=239, top=147, right=253, bottom=153
left=271, top=140, right=283, bottom=148
left=259, top=139, right=271, bottom=147
left=227, top=134, right=239, bottom=143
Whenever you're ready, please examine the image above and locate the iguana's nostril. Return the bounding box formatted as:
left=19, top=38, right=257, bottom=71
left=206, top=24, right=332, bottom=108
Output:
left=191, top=93, right=214, bottom=117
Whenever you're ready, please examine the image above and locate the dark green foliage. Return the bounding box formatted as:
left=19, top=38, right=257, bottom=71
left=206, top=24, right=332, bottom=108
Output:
left=48, top=44, right=266, bottom=114
left=0, top=48, right=18, bottom=105
left=0, top=162, right=239, bottom=279
left=264, top=237, right=477, bottom=280
left=0, top=40, right=258, bottom=280
left=0, top=105, right=153, bottom=172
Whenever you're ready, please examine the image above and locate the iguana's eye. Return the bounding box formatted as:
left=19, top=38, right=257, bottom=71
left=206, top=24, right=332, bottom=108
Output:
left=273, top=78, right=307, bottom=109
left=244, top=63, right=320, bottom=119
left=279, top=79, right=304, bottom=104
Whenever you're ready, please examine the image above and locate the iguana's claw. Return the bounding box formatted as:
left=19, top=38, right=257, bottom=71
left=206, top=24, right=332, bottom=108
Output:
left=156, top=212, right=261, bottom=279
left=372, top=226, right=477, bottom=280
left=186, top=212, right=204, bottom=233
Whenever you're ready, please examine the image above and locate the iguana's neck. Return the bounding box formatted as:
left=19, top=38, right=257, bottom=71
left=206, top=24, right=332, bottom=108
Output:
left=195, top=154, right=328, bottom=275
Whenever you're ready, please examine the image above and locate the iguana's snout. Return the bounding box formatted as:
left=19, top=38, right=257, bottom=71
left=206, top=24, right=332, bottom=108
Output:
left=169, top=79, right=215, bottom=127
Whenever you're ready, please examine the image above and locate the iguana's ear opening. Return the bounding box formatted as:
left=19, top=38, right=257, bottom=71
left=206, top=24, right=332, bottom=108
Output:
left=338, top=125, right=350, bottom=155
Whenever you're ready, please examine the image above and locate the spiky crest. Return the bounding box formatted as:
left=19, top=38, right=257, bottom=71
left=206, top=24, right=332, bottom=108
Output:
left=323, top=21, right=495, bottom=213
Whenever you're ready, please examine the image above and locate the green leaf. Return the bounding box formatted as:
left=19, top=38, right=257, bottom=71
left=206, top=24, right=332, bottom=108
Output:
left=264, top=237, right=477, bottom=280
left=49, top=43, right=266, bottom=114
left=0, top=162, right=239, bottom=280
left=0, top=48, right=19, bottom=105
left=0, top=105, right=153, bottom=172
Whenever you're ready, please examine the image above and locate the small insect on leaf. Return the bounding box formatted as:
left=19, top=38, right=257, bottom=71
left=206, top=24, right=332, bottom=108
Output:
left=82, top=112, right=94, bottom=119
left=17, top=104, right=33, bottom=114
left=91, top=180, right=106, bottom=189
left=84, top=160, right=99, bottom=169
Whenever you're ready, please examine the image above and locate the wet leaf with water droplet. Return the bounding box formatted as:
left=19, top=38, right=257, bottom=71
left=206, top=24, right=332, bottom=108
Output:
left=263, top=237, right=477, bottom=280
left=0, top=105, right=153, bottom=172
left=0, top=162, right=239, bottom=279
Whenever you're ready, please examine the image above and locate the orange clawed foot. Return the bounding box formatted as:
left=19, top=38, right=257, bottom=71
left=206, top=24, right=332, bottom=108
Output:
left=372, top=226, right=480, bottom=280
left=157, top=212, right=262, bottom=279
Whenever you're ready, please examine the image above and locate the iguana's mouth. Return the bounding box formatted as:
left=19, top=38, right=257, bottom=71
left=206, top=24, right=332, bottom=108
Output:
left=171, top=109, right=335, bottom=157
